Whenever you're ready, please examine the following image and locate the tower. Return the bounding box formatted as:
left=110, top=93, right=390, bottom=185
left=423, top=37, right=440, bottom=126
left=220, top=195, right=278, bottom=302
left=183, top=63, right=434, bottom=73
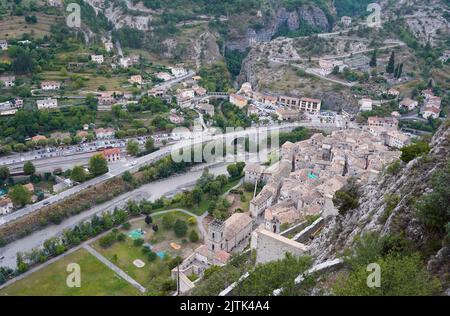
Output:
left=207, top=219, right=225, bottom=256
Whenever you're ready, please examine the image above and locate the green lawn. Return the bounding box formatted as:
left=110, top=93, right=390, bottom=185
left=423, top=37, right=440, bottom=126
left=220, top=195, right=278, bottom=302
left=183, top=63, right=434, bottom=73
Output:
left=91, top=212, right=202, bottom=292
left=0, top=249, right=141, bottom=296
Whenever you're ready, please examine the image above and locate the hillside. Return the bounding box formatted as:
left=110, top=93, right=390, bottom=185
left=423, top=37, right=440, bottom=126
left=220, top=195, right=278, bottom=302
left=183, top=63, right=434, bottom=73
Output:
left=307, top=120, right=450, bottom=294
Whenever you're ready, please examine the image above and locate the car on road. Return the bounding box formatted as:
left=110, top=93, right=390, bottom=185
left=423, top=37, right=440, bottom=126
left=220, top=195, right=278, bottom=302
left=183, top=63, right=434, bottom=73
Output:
left=43, top=201, right=50, bottom=206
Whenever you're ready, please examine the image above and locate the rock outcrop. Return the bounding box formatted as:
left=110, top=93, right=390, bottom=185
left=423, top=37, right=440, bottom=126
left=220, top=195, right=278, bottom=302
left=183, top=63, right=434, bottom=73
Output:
left=309, top=121, right=450, bottom=288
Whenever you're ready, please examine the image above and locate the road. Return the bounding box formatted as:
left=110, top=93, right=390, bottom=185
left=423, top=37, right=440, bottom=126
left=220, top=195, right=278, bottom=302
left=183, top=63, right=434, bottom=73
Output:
left=0, top=163, right=232, bottom=269
left=0, top=121, right=338, bottom=225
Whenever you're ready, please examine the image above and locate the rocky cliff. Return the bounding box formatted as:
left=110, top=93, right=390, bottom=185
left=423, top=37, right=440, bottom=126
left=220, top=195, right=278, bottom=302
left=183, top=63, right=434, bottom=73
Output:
left=309, top=121, right=450, bottom=290
left=226, top=3, right=332, bottom=52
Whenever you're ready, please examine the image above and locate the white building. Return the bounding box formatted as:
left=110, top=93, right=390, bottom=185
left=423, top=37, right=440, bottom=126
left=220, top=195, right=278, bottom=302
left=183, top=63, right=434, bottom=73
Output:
left=104, top=41, right=114, bottom=52
left=156, top=72, right=173, bottom=81
left=440, top=50, right=450, bottom=64
left=0, top=198, right=13, bottom=215
left=341, top=16, right=352, bottom=27
left=0, top=40, right=8, bottom=50
left=170, top=66, right=187, bottom=78
left=388, top=88, right=400, bottom=97
left=0, top=76, right=15, bottom=88
left=41, top=81, right=61, bottom=90
left=399, top=98, right=418, bottom=111
left=359, top=98, right=373, bottom=112
left=91, top=55, right=104, bottom=64
left=37, top=98, right=58, bottom=110
left=422, top=106, right=440, bottom=119
left=128, top=75, right=143, bottom=85
left=95, top=128, right=115, bottom=139
left=299, top=98, right=321, bottom=114
left=386, top=130, right=410, bottom=149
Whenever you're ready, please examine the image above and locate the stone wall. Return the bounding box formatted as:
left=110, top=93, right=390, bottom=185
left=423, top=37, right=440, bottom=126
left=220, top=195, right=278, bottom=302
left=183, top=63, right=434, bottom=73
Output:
left=251, top=225, right=308, bottom=264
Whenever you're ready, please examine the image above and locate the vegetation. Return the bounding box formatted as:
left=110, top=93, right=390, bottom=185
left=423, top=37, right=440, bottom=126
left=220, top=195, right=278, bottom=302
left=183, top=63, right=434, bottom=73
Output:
left=234, top=254, right=312, bottom=296
left=415, top=160, right=450, bottom=243
left=332, top=178, right=360, bottom=215
left=89, top=154, right=109, bottom=176
left=400, top=141, right=430, bottom=163
left=333, top=233, right=441, bottom=296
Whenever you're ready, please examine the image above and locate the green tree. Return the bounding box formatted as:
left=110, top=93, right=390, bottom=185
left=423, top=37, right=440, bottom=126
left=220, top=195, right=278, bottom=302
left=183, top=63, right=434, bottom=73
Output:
left=70, top=165, right=87, bottom=183
left=400, top=141, right=430, bottom=163
left=189, top=229, right=199, bottom=242
left=0, top=166, right=10, bottom=181
left=369, top=49, right=377, bottom=67
left=145, top=138, right=155, bottom=152
left=173, top=219, right=188, bottom=237
left=126, top=140, right=140, bottom=156
left=9, top=184, right=31, bottom=206
left=23, top=161, right=36, bottom=175
left=89, top=154, right=109, bottom=176
left=122, top=171, right=133, bottom=182
left=386, top=51, right=395, bottom=74
left=162, top=213, right=176, bottom=229
left=332, top=178, right=360, bottom=214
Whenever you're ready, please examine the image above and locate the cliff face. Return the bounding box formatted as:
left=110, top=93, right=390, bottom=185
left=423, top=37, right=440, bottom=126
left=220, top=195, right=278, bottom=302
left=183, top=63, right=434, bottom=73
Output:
left=309, top=122, right=450, bottom=287
left=226, top=4, right=332, bottom=52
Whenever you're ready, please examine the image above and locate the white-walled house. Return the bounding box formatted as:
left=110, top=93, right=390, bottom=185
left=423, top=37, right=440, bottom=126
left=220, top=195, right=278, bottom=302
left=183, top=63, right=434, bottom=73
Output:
left=37, top=98, right=58, bottom=110
left=91, top=55, right=104, bottom=64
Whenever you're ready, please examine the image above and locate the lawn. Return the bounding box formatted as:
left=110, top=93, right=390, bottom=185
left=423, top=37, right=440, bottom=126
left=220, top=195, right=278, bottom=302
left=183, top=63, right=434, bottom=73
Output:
left=0, top=249, right=141, bottom=296
left=90, top=212, right=202, bottom=292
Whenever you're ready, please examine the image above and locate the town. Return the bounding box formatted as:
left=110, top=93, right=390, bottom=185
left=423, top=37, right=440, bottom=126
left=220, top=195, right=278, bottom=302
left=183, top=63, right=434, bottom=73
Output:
left=0, top=0, right=448, bottom=299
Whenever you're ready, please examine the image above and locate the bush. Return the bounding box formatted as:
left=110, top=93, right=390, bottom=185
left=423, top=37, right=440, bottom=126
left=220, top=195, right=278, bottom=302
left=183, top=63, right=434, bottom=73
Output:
left=332, top=178, right=360, bottom=215
left=386, top=160, right=403, bottom=175
left=99, top=233, right=116, bottom=248
left=133, top=238, right=144, bottom=247
left=162, top=214, right=175, bottom=229
left=333, top=253, right=441, bottom=296
left=147, top=251, right=157, bottom=262
left=122, top=222, right=131, bottom=230
left=400, top=141, right=430, bottom=163
left=173, top=219, right=188, bottom=237
left=189, top=230, right=199, bottom=242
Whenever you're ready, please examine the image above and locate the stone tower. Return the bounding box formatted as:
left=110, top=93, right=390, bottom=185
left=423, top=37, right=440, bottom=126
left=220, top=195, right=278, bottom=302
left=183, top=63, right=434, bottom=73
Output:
left=207, top=219, right=225, bottom=256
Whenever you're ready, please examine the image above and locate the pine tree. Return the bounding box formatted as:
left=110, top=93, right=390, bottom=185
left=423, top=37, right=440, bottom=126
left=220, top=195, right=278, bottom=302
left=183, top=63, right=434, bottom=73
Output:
left=386, top=51, right=395, bottom=74
left=394, top=64, right=400, bottom=78
left=397, top=63, right=403, bottom=78
left=369, top=49, right=377, bottom=67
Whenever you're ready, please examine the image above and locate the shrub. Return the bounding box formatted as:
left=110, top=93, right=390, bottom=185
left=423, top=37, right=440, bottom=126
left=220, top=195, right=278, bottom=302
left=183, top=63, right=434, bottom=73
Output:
left=147, top=251, right=157, bottom=262
left=386, top=160, right=403, bottom=175
left=122, top=222, right=131, bottom=230
left=162, top=214, right=175, bottom=229
left=333, top=253, right=441, bottom=296
left=332, top=178, right=360, bottom=215
left=189, top=229, right=199, bottom=243
left=173, top=219, right=188, bottom=237
left=99, top=233, right=116, bottom=248
left=133, top=238, right=144, bottom=247
left=400, top=141, right=430, bottom=163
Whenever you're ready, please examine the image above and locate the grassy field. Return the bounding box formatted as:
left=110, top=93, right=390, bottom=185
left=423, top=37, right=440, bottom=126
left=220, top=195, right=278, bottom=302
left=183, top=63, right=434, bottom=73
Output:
left=0, top=13, right=62, bottom=39
left=0, top=249, right=141, bottom=296
left=90, top=212, right=202, bottom=292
